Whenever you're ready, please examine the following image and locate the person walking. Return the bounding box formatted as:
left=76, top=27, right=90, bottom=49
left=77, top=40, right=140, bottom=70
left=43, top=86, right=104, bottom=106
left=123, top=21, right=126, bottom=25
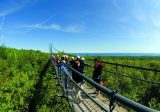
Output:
left=92, top=58, right=103, bottom=95
left=72, top=56, right=84, bottom=103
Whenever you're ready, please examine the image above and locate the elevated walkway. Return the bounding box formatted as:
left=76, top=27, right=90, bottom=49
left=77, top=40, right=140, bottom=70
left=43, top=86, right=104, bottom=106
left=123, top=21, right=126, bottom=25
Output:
left=50, top=59, right=158, bottom=112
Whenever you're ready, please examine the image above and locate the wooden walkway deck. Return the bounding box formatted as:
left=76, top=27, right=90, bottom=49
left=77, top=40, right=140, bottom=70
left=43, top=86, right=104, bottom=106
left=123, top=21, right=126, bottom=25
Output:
left=66, top=84, right=128, bottom=112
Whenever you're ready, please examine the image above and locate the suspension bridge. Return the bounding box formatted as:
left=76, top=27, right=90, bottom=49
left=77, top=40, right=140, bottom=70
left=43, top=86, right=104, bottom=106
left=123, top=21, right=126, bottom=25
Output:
left=49, top=54, right=160, bottom=112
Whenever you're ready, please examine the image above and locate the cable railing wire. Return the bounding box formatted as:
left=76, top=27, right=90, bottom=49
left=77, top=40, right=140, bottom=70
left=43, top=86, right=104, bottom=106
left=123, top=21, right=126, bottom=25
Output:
left=86, top=58, right=160, bottom=72
left=85, top=63, right=160, bottom=85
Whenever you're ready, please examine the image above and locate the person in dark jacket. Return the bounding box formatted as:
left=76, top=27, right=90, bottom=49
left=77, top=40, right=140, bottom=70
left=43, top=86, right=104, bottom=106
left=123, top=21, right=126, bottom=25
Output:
left=92, top=58, right=103, bottom=94
left=72, top=56, right=84, bottom=102
left=70, top=57, right=75, bottom=66
left=72, top=58, right=83, bottom=83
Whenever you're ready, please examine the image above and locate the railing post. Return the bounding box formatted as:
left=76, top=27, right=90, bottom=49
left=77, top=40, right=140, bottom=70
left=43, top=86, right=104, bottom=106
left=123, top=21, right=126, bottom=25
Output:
left=115, top=62, right=119, bottom=90
left=57, top=63, right=61, bottom=79
left=115, top=62, right=118, bottom=76
left=109, top=90, right=117, bottom=112
left=153, top=68, right=157, bottom=81
left=64, top=72, right=68, bottom=96
left=149, top=68, right=158, bottom=102
left=55, top=63, right=61, bottom=87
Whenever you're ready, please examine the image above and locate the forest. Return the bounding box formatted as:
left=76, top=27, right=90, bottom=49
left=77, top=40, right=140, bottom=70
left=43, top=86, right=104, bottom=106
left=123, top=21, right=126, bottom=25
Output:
left=0, top=45, right=71, bottom=111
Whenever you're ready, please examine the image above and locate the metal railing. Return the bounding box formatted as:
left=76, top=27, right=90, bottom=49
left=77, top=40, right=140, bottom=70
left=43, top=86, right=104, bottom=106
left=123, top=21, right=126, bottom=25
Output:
left=86, top=58, right=160, bottom=72
left=85, top=64, right=160, bottom=85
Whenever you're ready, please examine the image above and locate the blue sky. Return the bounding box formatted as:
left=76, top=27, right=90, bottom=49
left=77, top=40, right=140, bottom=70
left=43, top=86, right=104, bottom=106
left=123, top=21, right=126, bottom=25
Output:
left=0, top=0, right=160, bottom=53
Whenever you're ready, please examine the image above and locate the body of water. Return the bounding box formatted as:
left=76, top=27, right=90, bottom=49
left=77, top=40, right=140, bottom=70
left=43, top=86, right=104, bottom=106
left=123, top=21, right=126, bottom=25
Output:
left=74, top=53, right=160, bottom=56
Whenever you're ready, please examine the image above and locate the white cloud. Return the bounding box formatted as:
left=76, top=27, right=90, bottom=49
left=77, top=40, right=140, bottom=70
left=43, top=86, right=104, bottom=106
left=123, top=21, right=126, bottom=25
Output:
left=63, top=25, right=82, bottom=33
left=0, top=0, right=39, bottom=17
left=22, top=15, right=53, bottom=33
left=26, top=23, right=83, bottom=33
left=51, top=24, right=61, bottom=30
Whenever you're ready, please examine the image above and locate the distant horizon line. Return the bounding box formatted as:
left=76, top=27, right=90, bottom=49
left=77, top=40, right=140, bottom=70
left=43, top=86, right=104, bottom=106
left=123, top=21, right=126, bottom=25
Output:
left=70, top=52, right=160, bottom=54
left=67, top=53, right=160, bottom=56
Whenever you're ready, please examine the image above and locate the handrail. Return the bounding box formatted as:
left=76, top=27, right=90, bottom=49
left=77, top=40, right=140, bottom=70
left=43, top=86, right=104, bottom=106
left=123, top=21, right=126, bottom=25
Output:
left=85, top=64, right=160, bottom=85
left=64, top=63, right=157, bottom=112
left=86, top=59, right=160, bottom=72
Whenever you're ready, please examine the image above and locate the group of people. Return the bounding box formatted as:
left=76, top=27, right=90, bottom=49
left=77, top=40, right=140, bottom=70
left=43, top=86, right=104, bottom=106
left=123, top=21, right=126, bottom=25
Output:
left=52, top=55, right=86, bottom=102
left=52, top=54, right=103, bottom=102
left=70, top=56, right=85, bottom=84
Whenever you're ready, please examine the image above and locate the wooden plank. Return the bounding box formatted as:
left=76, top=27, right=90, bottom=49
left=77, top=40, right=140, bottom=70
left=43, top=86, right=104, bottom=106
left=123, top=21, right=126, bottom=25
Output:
left=66, top=84, right=128, bottom=112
